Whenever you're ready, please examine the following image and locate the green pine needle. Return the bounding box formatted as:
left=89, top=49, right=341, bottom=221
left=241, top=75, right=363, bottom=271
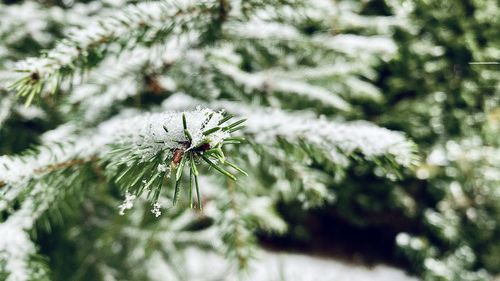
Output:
left=182, top=113, right=188, bottom=129
left=224, top=160, right=248, bottom=176
left=217, top=114, right=234, bottom=125
left=184, top=129, right=193, bottom=142
left=188, top=158, right=193, bottom=208
left=203, top=126, right=221, bottom=135
left=173, top=155, right=188, bottom=204
left=173, top=176, right=182, bottom=205
left=228, top=125, right=245, bottom=133
left=176, top=154, right=187, bottom=181
left=224, top=137, right=246, bottom=142
left=194, top=171, right=201, bottom=209
left=200, top=154, right=236, bottom=181
left=190, top=154, right=199, bottom=176
left=222, top=119, right=246, bottom=131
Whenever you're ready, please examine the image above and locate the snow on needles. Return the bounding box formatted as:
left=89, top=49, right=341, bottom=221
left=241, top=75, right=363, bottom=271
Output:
left=0, top=182, right=56, bottom=281
left=0, top=108, right=229, bottom=189
left=215, top=63, right=351, bottom=111
left=227, top=103, right=416, bottom=168
left=0, top=223, right=36, bottom=281
left=0, top=108, right=230, bottom=281
left=163, top=94, right=417, bottom=168
left=14, top=0, right=204, bottom=78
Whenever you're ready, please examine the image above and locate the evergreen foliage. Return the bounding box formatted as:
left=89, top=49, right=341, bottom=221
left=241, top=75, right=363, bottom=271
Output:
left=0, top=0, right=498, bottom=280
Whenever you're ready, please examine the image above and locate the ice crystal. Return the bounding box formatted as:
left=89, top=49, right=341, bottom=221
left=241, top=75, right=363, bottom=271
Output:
left=118, top=192, right=137, bottom=215
left=151, top=202, right=162, bottom=218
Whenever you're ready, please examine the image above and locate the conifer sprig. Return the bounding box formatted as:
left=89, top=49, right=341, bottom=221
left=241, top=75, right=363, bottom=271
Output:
left=1, top=109, right=245, bottom=214
left=8, top=0, right=224, bottom=106
left=101, top=110, right=246, bottom=210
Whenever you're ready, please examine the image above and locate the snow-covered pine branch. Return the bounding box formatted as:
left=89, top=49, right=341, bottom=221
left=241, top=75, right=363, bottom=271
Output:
left=0, top=108, right=246, bottom=280
left=0, top=1, right=115, bottom=60
left=0, top=194, right=51, bottom=281
left=163, top=93, right=419, bottom=177
left=213, top=62, right=351, bottom=111
left=196, top=16, right=396, bottom=104
left=6, top=0, right=483, bottom=279
left=9, top=0, right=226, bottom=105
left=0, top=2, right=60, bottom=53
left=167, top=48, right=379, bottom=111
left=67, top=41, right=187, bottom=124
left=225, top=19, right=397, bottom=58
left=0, top=96, right=14, bottom=130
left=1, top=108, right=245, bottom=209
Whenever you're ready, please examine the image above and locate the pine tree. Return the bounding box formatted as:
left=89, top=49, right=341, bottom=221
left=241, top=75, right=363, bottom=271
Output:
left=381, top=1, right=500, bottom=280
left=0, top=0, right=497, bottom=281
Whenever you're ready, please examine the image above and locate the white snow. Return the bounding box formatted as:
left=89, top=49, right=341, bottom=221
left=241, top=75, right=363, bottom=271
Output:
left=0, top=108, right=230, bottom=189
left=317, top=34, right=397, bottom=60
left=118, top=192, right=137, bottom=215
left=215, top=63, right=350, bottom=111
left=163, top=94, right=418, bottom=169
left=0, top=225, right=35, bottom=281
left=152, top=248, right=419, bottom=281
left=0, top=97, right=14, bottom=128
left=151, top=202, right=162, bottom=217
left=0, top=182, right=58, bottom=281
left=226, top=20, right=301, bottom=41
left=14, top=0, right=206, bottom=79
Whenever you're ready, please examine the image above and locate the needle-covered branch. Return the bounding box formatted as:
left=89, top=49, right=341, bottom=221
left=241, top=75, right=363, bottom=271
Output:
left=9, top=0, right=224, bottom=105
left=1, top=108, right=245, bottom=209
left=0, top=108, right=246, bottom=280
left=163, top=94, right=419, bottom=177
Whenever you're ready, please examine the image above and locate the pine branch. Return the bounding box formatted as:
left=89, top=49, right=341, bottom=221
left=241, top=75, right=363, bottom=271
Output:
left=206, top=174, right=286, bottom=272
left=163, top=94, right=420, bottom=175
left=9, top=0, right=225, bottom=105
left=0, top=108, right=246, bottom=280
left=169, top=24, right=394, bottom=108
left=245, top=145, right=336, bottom=209
left=67, top=43, right=184, bottom=124
left=225, top=19, right=397, bottom=60
left=0, top=224, right=50, bottom=281
left=0, top=1, right=116, bottom=63
left=0, top=181, right=57, bottom=281
left=213, top=61, right=351, bottom=111
left=0, top=2, right=58, bottom=52
left=1, top=108, right=245, bottom=208
left=224, top=179, right=252, bottom=270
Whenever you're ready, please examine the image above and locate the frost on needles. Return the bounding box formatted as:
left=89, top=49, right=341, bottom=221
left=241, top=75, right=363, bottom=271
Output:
left=0, top=108, right=246, bottom=281
left=1, top=108, right=245, bottom=207
left=9, top=0, right=224, bottom=106
left=0, top=0, right=430, bottom=280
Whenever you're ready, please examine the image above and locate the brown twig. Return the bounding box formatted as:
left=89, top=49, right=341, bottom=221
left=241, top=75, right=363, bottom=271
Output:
left=35, top=158, right=90, bottom=174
